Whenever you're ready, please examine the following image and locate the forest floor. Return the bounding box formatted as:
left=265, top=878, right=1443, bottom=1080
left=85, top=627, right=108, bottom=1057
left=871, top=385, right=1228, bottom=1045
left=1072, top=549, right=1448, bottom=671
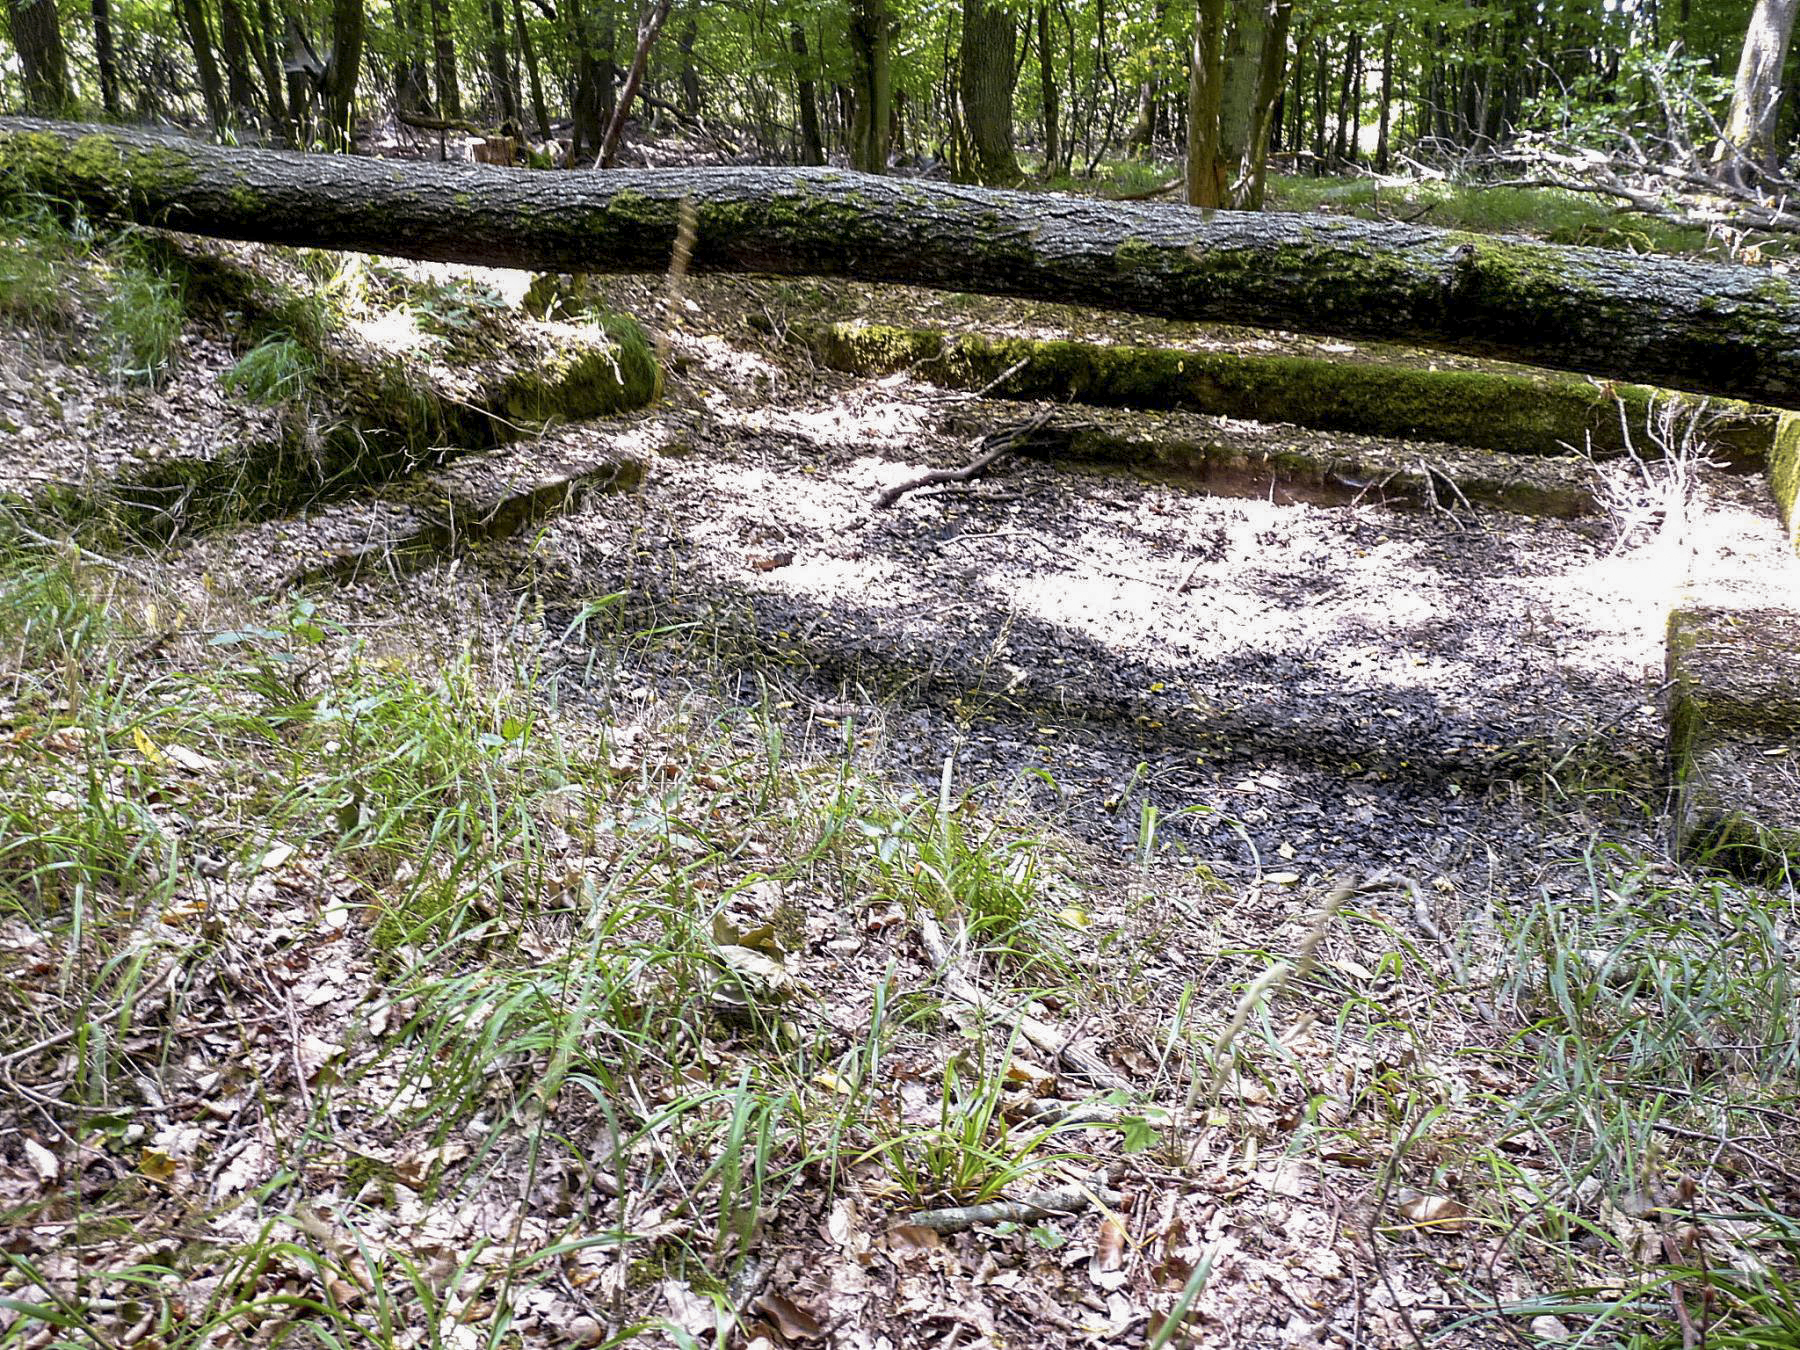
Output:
left=3, top=217, right=1800, bottom=1350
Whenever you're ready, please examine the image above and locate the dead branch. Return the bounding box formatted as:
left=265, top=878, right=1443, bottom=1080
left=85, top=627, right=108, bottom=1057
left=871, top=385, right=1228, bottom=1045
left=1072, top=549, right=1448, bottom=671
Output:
left=902, top=1181, right=1124, bottom=1234
left=915, top=911, right=1132, bottom=1093
left=874, top=410, right=1055, bottom=509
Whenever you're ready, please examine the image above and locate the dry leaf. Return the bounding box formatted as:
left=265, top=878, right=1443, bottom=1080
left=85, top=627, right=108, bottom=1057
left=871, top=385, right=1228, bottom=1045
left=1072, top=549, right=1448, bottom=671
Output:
left=1090, top=1213, right=1129, bottom=1290
left=1395, top=1189, right=1470, bottom=1232
left=22, top=1137, right=59, bottom=1185
left=753, top=1292, right=823, bottom=1341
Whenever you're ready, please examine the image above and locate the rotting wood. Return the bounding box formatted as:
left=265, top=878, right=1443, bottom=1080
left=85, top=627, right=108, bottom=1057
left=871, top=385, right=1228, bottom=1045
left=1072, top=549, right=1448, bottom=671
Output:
left=902, top=1181, right=1125, bottom=1234
left=8, top=117, right=1800, bottom=405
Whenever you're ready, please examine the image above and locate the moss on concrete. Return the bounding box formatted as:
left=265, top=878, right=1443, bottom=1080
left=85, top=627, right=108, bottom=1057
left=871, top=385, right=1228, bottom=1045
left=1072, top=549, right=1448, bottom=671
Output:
left=788, top=319, right=1776, bottom=462
left=1666, top=604, right=1800, bottom=878
left=1769, top=412, right=1800, bottom=553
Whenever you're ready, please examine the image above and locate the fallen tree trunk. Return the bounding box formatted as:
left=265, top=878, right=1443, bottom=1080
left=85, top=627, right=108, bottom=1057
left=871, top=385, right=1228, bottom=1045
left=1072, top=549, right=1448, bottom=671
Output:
left=4, top=117, right=1800, bottom=405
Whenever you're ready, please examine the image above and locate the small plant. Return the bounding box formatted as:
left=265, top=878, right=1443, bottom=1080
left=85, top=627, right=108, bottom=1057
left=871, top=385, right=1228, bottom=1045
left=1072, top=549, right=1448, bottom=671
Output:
left=861, top=760, right=1069, bottom=973
left=100, top=258, right=184, bottom=386
left=0, top=201, right=86, bottom=325
left=222, top=333, right=316, bottom=404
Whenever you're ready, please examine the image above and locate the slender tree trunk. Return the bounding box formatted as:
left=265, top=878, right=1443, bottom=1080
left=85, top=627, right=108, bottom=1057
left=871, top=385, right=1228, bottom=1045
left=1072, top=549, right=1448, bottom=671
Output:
left=91, top=0, right=121, bottom=116
left=253, top=0, right=289, bottom=138
left=429, top=0, right=460, bottom=119
left=512, top=0, right=550, bottom=136
left=1238, top=0, right=1290, bottom=207
left=1310, top=32, right=1326, bottom=170
left=484, top=0, right=519, bottom=124
left=1375, top=21, right=1392, bottom=172
left=791, top=23, right=824, bottom=166
left=395, top=0, right=434, bottom=116
left=598, top=0, right=673, bottom=167
left=5, top=0, right=70, bottom=115
left=959, top=0, right=1021, bottom=185
left=1720, top=0, right=1800, bottom=178
left=217, top=0, right=262, bottom=122
left=1036, top=2, right=1059, bottom=175
left=179, top=0, right=231, bottom=129
left=1217, top=0, right=1279, bottom=207
left=677, top=12, right=699, bottom=116
left=1185, top=0, right=1226, bottom=205
left=1287, top=27, right=1304, bottom=156
left=1333, top=28, right=1358, bottom=165
left=848, top=0, right=891, bottom=173
left=320, top=0, right=364, bottom=146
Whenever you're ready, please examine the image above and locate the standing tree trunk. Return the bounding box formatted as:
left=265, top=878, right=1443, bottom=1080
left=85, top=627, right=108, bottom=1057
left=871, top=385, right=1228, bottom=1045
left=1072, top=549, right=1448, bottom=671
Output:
left=253, top=0, right=288, bottom=139
left=959, top=0, right=1021, bottom=185
left=1184, top=0, right=1227, bottom=205
left=5, top=0, right=70, bottom=115
left=484, top=0, right=519, bottom=125
left=1236, top=0, right=1290, bottom=208
left=394, top=0, right=434, bottom=116
left=598, top=0, right=673, bottom=167
left=1720, top=0, right=1800, bottom=180
left=1036, top=3, right=1059, bottom=176
left=429, top=0, right=460, bottom=119
left=1215, top=0, right=1266, bottom=205
left=179, top=0, right=231, bottom=129
left=218, top=0, right=263, bottom=123
left=677, top=12, right=699, bottom=116
left=1374, top=21, right=1393, bottom=172
left=1332, top=28, right=1359, bottom=166
left=792, top=23, right=824, bottom=166
left=513, top=0, right=550, bottom=137
left=91, top=0, right=121, bottom=116
left=848, top=0, right=891, bottom=173
left=319, top=0, right=364, bottom=146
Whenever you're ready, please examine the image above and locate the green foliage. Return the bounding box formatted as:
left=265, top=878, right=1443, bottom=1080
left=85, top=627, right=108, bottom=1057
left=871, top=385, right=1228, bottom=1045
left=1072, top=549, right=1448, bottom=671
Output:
left=0, top=199, right=88, bottom=324
left=221, top=332, right=315, bottom=404
left=99, top=250, right=185, bottom=386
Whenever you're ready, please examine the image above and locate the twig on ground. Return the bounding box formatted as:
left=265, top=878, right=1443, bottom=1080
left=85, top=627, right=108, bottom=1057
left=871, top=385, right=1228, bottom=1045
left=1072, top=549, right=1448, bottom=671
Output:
left=902, top=1181, right=1124, bottom=1234
left=915, top=911, right=1131, bottom=1092
left=875, top=443, right=1014, bottom=509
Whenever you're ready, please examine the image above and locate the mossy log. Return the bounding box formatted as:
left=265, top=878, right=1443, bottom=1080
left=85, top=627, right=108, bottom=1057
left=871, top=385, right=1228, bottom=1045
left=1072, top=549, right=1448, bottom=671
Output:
left=1665, top=605, right=1800, bottom=877
left=6, top=118, right=1800, bottom=406
left=784, top=319, right=1778, bottom=461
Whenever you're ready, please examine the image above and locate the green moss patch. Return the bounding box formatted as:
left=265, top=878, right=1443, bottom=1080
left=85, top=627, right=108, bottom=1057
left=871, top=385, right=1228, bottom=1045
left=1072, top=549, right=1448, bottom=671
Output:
left=967, top=402, right=1597, bottom=519
left=1769, top=412, right=1800, bottom=553
left=780, top=319, right=1776, bottom=463
left=1665, top=605, right=1800, bottom=878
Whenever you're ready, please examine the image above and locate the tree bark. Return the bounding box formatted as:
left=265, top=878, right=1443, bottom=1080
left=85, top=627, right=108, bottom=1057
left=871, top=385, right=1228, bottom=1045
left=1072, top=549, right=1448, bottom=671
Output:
left=512, top=0, right=550, bottom=137
left=1036, top=3, right=1058, bottom=176
left=959, top=0, right=1021, bottom=186
left=179, top=0, right=231, bottom=130
left=597, top=0, right=672, bottom=167
left=429, top=0, right=461, bottom=119
left=217, top=0, right=263, bottom=123
left=8, top=118, right=1800, bottom=406
left=676, top=12, right=699, bottom=116
left=791, top=23, right=824, bottom=167
left=1184, top=0, right=1226, bottom=206
left=847, top=0, right=891, bottom=173
left=484, top=0, right=519, bottom=125
left=320, top=0, right=364, bottom=146
left=91, top=0, right=121, bottom=117
left=6, top=0, right=71, bottom=115
left=1720, top=0, right=1800, bottom=179
left=1375, top=21, right=1392, bottom=173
